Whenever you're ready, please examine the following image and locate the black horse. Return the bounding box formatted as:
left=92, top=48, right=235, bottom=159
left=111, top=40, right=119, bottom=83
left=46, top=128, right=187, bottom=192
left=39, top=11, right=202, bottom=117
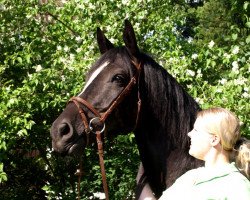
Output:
left=50, top=20, right=203, bottom=198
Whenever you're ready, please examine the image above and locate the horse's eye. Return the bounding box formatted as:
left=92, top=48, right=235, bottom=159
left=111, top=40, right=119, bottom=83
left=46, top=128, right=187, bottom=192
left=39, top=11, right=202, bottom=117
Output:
left=112, top=74, right=126, bottom=85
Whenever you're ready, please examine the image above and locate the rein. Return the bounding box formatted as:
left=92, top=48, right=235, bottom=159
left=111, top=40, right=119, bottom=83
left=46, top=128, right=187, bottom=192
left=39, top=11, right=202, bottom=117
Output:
left=69, top=60, right=142, bottom=199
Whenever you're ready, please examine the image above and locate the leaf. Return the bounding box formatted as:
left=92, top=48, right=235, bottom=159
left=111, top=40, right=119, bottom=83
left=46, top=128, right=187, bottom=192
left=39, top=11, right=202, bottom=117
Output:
left=232, top=33, right=237, bottom=40
left=243, top=2, right=249, bottom=10
left=246, top=36, right=250, bottom=44
left=25, top=54, right=31, bottom=63
left=17, top=57, right=22, bottom=64
left=246, top=22, right=250, bottom=28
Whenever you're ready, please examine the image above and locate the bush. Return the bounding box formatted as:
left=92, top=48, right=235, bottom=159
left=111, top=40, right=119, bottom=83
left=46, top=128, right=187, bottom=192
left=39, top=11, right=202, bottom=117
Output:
left=0, top=0, right=249, bottom=199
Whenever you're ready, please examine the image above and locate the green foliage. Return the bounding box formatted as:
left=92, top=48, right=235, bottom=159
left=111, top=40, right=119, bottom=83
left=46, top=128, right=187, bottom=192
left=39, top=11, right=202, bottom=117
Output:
left=0, top=0, right=249, bottom=199
left=192, top=0, right=250, bottom=46
left=0, top=163, right=7, bottom=182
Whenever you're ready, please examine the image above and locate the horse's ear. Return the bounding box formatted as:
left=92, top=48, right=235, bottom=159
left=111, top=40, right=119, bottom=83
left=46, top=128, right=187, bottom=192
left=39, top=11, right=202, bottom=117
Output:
left=123, top=20, right=140, bottom=61
left=97, top=27, right=115, bottom=54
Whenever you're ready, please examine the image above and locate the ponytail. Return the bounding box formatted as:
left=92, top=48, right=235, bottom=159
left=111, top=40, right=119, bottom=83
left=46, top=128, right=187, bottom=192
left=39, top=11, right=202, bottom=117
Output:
left=235, top=138, right=250, bottom=179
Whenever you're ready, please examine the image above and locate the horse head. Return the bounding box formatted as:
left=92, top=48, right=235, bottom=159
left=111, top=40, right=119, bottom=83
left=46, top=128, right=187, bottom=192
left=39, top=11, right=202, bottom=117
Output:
left=50, top=20, right=142, bottom=156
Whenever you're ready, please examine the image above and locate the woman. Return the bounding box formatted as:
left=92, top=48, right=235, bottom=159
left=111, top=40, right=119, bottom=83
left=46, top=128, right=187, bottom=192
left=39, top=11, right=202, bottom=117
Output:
left=137, top=107, right=250, bottom=200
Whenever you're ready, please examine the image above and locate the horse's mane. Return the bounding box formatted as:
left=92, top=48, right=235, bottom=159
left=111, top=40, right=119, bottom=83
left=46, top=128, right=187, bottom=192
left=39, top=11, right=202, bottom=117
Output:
left=135, top=52, right=201, bottom=197
left=141, top=52, right=200, bottom=148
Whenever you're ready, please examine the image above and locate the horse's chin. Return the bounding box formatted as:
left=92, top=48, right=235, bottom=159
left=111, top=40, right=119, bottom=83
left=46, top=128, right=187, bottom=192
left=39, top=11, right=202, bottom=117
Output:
left=52, top=137, right=85, bottom=157
left=68, top=143, right=84, bottom=156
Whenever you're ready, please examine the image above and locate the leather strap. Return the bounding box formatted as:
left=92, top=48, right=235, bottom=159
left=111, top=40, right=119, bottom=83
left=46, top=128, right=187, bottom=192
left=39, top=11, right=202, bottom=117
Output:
left=70, top=60, right=143, bottom=199
left=96, top=131, right=109, bottom=200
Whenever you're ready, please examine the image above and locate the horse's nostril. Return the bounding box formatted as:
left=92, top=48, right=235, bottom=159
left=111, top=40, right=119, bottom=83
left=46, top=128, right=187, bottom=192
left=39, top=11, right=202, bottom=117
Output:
left=58, top=123, right=70, bottom=136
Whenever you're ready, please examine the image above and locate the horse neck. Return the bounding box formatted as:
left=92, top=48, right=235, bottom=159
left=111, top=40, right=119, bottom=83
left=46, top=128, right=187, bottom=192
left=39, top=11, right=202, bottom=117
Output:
left=134, top=59, right=201, bottom=196
left=137, top=62, right=200, bottom=148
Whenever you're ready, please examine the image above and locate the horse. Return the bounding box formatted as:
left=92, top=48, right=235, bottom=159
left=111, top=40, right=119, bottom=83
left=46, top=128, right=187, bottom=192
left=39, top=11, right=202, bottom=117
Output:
left=50, top=20, right=203, bottom=199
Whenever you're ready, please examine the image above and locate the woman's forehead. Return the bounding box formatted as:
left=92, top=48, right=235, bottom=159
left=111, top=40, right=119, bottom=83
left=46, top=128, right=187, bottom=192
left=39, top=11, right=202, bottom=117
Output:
left=194, top=116, right=210, bottom=128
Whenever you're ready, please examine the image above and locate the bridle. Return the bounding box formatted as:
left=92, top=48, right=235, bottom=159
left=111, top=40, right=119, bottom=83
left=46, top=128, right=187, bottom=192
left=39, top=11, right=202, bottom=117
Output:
left=69, top=59, right=143, bottom=200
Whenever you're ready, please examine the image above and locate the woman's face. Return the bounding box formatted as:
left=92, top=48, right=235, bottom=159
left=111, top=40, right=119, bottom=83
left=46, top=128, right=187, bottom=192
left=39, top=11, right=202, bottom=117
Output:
left=188, top=117, right=214, bottom=160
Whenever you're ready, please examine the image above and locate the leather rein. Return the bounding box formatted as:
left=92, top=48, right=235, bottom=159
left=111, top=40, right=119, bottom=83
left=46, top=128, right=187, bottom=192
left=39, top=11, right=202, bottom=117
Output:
left=69, top=60, right=142, bottom=200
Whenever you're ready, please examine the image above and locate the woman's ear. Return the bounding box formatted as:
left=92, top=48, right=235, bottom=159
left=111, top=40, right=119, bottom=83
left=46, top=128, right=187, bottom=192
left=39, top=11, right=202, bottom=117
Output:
left=210, top=134, right=221, bottom=147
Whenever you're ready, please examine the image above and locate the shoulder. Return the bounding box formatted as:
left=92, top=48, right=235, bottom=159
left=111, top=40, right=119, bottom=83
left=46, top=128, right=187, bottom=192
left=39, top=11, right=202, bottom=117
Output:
left=225, top=173, right=250, bottom=200
left=228, top=171, right=250, bottom=187
left=171, top=167, right=204, bottom=187
left=226, top=164, right=250, bottom=187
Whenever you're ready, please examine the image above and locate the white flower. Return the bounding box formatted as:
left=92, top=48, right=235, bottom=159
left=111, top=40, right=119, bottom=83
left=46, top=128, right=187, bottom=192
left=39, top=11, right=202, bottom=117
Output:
left=216, top=88, right=223, bottom=93
left=57, top=45, right=62, bottom=51
left=106, top=25, right=112, bottom=31
left=195, top=97, right=204, bottom=105
left=187, top=69, right=195, bottom=77
left=219, top=78, right=227, bottom=85
left=35, top=65, right=42, bottom=72
left=47, top=15, right=52, bottom=22
left=232, top=61, right=239, bottom=73
left=75, top=36, right=82, bottom=43
left=26, top=14, right=32, bottom=19
left=223, top=53, right=230, bottom=59
left=93, top=192, right=105, bottom=199
left=191, top=53, right=198, bottom=60
left=60, top=57, right=66, bottom=63
left=89, top=3, right=95, bottom=9
left=0, top=4, right=6, bottom=10
left=64, top=46, right=69, bottom=52
left=242, top=92, right=249, bottom=98
left=9, top=99, right=15, bottom=104
left=187, top=37, right=193, bottom=43
left=208, top=40, right=215, bottom=49
left=172, top=27, right=177, bottom=33
left=28, top=73, right=32, bottom=78
left=232, top=46, right=239, bottom=54
left=244, top=87, right=249, bottom=92
left=234, top=78, right=247, bottom=85
left=78, top=4, right=85, bottom=9
left=69, top=54, right=75, bottom=60
left=197, top=69, right=203, bottom=78
left=76, top=48, right=82, bottom=53
left=10, top=37, right=15, bottom=42
left=109, top=38, right=115, bottom=44
left=122, top=0, right=129, bottom=5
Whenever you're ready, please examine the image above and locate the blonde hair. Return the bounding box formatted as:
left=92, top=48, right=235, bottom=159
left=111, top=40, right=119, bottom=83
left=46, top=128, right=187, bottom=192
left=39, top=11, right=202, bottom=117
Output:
left=197, top=107, right=250, bottom=179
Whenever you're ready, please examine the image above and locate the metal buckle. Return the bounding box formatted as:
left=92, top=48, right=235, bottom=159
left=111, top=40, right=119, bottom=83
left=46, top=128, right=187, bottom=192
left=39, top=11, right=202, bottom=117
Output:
left=89, top=117, right=105, bottom=134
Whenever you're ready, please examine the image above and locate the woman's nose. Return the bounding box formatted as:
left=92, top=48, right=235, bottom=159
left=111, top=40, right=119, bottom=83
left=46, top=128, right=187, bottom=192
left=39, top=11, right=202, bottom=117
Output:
left=188, top=130, right=193, bottom=138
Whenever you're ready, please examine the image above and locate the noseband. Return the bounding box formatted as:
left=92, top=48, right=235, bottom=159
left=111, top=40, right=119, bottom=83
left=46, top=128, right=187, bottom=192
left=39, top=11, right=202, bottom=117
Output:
left=69, top=60, right=142, bottom=200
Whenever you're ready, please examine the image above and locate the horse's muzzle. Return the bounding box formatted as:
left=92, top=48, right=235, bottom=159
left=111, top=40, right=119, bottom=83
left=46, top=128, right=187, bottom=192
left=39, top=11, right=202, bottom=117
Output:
left=50, top=119, right=85, bottom=156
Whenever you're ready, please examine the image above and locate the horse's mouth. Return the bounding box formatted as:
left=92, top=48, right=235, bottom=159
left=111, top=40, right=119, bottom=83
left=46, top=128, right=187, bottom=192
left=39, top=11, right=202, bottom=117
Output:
left=52, top=134, right=85, bottom=156
left=67, top=143, right=82, bottom=155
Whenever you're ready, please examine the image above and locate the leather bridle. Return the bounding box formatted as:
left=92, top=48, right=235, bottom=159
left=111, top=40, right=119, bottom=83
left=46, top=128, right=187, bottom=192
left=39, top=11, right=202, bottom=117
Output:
left=69, top=60, right=142, bottom=200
